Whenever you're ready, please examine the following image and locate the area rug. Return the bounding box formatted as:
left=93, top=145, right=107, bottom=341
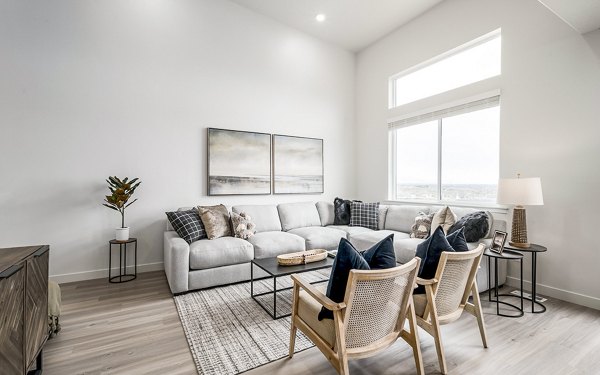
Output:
left=173, top=270, right=329, bottom=375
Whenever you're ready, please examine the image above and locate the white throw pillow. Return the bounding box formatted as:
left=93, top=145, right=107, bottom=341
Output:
left=430, top=206, right=457, bottom=235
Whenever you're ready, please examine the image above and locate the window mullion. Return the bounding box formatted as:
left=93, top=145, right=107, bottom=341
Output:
left=437, top=119, right=443, bottom=201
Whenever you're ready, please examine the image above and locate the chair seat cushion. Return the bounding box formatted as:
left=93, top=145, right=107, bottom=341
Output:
left=247, top=231, right=305, bottom=259
left=288, top=227, right=347, bottom=250
left=189, top=237, right=253, bottom=270
left=413, top=294, right=427, bottom=317
left=298, top=286, right=335, bottom=347
left=327, top=225, right=373, bottom=237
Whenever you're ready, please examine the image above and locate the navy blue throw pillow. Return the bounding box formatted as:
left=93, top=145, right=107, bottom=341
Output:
left=319, top=238, right=370, bottom=320
left=446, top=227, right=469, bottom=252
left=415, top=226, right=455, bottom=279
left=361, top=234, right=397, bottom=269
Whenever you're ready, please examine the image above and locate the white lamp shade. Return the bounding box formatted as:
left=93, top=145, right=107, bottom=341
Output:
left=497, top=177, right=544, bottom=206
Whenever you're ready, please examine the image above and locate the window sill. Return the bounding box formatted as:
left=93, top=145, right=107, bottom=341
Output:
left=383, top=199, right=509, bottom=214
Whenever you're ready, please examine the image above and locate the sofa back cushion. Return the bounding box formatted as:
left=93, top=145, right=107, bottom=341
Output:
left=384, top=205, right=430, bottom=233
left=232, top=205, right=282, bottom=233
left=278, top=202, right=322, bottom=231
left=316, top=201, right=335, bottom=226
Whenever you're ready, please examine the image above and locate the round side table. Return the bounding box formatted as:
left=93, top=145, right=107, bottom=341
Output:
left=504, top=243, right=547, bottom=313
left=484, top=248, right=524, bottom=318
left=108, top=238, right=137, bottom=283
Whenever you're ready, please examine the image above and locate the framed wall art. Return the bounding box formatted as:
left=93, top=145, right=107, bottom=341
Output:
left=273, top=134, right=323, bottom=194
left=207, top=128, right=271, bottom=195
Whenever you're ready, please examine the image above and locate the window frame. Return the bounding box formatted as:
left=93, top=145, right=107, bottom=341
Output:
left=388, top=94, right=501, bottom=207
left=388, top=29, right=501, bottom=109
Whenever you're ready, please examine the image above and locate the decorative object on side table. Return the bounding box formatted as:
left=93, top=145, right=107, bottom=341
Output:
left=489, top=230, right=508, bottom=254
left=497, top=174, right=543, bottom=248
left=108, top=238, right=138, bottom=283
left=103, top=176, right=141, bottom=241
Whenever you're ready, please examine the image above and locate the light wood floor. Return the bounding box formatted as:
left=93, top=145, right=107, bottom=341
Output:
left=45, top=271, right=600, bottom=375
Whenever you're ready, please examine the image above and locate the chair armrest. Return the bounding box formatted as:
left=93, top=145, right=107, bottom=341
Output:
left=291, top=274, right=345, bottom=311
left=416, top=277, right=439, bottom=286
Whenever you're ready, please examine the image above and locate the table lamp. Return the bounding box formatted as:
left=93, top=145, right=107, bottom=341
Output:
left=497, top=174, right=544, bottom=248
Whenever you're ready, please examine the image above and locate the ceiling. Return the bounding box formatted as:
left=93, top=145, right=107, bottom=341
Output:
left=538, top=0, right=600, bottom=34
left=230, top=0, right=600, bottom=52
left=229, top=0, right=444, bottom=52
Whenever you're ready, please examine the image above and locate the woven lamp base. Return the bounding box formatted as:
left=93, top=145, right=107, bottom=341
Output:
left=510, top=206, right=530, bottom=248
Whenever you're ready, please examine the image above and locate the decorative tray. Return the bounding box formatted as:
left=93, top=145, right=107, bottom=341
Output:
left=277, top=249, right=328, bottom=266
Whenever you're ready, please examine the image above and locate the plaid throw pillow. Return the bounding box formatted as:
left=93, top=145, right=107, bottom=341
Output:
left=166, top=210, right=207, bottom=244
left=349, top=202, right=379, bottom=230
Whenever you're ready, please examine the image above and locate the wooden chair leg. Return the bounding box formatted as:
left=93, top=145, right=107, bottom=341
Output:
left=406, top=301, right=425, bottom=375
left=289, top=283, right=300, bottom=358
left=426, top=285, right=448, bottom=375
left=471, top=283, right=488, bottom=348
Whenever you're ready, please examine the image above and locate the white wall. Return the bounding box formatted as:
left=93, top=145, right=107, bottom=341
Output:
left=355, top=0, right=600, bottom=308
left=0, top=0, right=355, bottom=282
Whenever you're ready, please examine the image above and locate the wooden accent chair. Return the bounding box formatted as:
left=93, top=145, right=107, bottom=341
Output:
left=413, top=244, right=488, bottom=375
left=288, top=258, right=424, bottom=375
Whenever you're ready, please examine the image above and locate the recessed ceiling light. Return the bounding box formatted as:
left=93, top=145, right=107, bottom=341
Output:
left=315, top=14, right=326, bottom=22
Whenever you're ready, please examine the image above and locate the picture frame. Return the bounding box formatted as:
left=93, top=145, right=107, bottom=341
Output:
left=490, top=230, right=508, bottom=254
left=272, top=134, right=324, bottom=194
left=207, top=128, right=272, bottom=196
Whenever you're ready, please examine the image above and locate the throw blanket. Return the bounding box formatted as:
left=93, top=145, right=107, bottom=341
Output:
left=48, top=281, right=62, bottom=338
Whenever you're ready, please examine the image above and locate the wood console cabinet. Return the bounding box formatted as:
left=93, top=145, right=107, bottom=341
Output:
left=0, top=245, right=49, bottom=375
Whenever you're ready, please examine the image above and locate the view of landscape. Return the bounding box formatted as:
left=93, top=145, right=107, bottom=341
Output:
left=395, top=183, right=497, bottom=202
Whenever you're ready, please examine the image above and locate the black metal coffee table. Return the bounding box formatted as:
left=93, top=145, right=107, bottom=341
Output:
left=251, top=256, right=334, bottom=319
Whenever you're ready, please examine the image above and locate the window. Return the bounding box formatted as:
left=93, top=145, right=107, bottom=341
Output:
left=389, top=96, right=500, bottom=203
left=389, top=30, right=501, bottom=108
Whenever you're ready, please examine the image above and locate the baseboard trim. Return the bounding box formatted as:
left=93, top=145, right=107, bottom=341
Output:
left=50, top=262, right=164, bottom=284
left=505, top=276, right=600, bottom=310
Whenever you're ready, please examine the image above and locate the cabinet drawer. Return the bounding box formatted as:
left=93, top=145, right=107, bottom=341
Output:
left=25, top=247, right=49, bottom=369
left=0, top=265, right=25, bottom=375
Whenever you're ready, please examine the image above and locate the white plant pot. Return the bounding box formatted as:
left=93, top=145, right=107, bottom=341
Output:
left=116, top=227, right=130, bottom=241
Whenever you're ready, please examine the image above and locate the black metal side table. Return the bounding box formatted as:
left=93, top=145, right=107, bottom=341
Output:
left=504, top=243, right=547, bottom=313
left=108, top=238, right=137, bottom=283
left=484, top=248, right=524, bottom=318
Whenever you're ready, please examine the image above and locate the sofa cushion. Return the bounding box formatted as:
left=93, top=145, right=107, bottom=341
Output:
left=430, top=206, right=457, bottom=235
left=446, top=227, right=469, bottom=251
left=247, top=231, right=305, bottom=259
left=384, top=205, right=430, bottom=233
left=232, top=205, right=282, bottom=233
left=361, top=234, right=397, bottom=269
left=316, top=201, right=335, bottom=226
left=278, top=202, right=322, bottom=231
left=165, top=210, right=207, bottom=244
left=288, top=227, right=347, bottom=250
left=348, top=230, right=410, bottom=251
left=327, top=225, right=373, bottom=237
left=189, top=237, right=253, bottom=270
left=448, top=211, right=490, bottom=242
left=319, top=238, right=370, bottom=320
left=198, top=204, right=232, bottom=240
left=410, top=212, right=434, bottom=239
left=349, top=202, right=379, bottom=230
left=378, top=205, right=389, bottom=230
left=393, top=238, right=426, bottom=264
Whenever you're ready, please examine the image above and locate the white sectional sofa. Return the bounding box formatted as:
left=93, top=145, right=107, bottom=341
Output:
left=164, top=201, right=507, bottom=294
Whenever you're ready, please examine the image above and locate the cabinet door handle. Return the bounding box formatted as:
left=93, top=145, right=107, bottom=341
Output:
left=0, top=264, right=23, bottom=279
left=34, top=246, right=49, bottom=257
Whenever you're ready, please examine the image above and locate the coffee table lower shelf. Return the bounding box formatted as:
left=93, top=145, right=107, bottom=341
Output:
left=250, top=257, right=334, bottom=320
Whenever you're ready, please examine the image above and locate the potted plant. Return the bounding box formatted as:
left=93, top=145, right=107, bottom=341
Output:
left=103, top=176, right=141, bottom=241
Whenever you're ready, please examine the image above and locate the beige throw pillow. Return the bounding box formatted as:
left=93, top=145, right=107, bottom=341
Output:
left=430, top=206, right=457, bottom=235
left=197, top=204, right=232, bottom=240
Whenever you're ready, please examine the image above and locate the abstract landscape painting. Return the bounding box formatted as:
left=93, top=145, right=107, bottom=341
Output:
left=273, top=135, right=323, bottom=194
left=208, top=128, right=271, bottom=195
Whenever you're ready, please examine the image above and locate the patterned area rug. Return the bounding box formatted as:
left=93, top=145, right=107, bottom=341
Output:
left=173, top=270, right=329, bottom=375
